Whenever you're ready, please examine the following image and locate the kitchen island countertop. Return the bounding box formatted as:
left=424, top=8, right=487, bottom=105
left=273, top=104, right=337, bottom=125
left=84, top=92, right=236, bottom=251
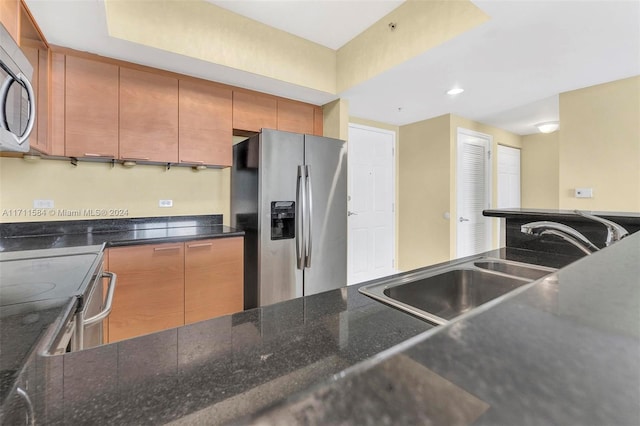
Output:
left=2, top=217, right=639, bottom=424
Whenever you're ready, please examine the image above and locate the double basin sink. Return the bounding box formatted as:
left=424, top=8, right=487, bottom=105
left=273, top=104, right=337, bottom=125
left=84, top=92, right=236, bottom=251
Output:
left=359, top=258, right=556, bottom=325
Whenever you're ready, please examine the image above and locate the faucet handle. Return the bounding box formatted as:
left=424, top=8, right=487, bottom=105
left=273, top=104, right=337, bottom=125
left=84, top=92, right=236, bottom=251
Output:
left=574, top=210, right=629, bottom=246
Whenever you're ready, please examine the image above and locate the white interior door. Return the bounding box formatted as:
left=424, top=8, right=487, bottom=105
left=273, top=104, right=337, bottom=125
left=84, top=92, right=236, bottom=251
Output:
left=497, top=145, right=521, bottom=208
left=456, top=128, right=492, bottom=258
left=347, top=124, right=396, bottom=285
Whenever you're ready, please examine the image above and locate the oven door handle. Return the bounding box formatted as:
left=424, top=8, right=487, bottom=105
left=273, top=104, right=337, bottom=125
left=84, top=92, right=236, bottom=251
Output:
left=83, top=272, right=117, bottom=327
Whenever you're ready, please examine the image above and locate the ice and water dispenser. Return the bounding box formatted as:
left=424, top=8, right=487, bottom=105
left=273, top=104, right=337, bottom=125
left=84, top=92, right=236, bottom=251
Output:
left=271, top=201, right=295, bottom=240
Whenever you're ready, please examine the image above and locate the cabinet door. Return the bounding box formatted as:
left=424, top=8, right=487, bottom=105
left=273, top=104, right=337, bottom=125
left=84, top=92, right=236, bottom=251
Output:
left=232, top=90, right=277, bottom=132
left=49, top=52, right=65, bottom=156
left=19, top=3, right=50, bottom=154
left=313, top=106, right=323, bottom=136
left=0, top=0, right=19, bottom=43
left=185, top=237, right=243, bottom=324
left=65, top=56, right=119, bottom=158
left=179, top=80, right=232, bottom=166
left=107, top=243, right=184, bottom=342
left=120, top=67, right=178, bottom=162
left=277, top=99, right=314, bottom=135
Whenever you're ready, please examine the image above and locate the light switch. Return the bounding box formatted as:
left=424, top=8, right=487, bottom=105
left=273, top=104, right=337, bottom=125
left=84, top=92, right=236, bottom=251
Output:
left=575, top=188, right=593, bottom=198
left=159, top=199, right=173, bottom=207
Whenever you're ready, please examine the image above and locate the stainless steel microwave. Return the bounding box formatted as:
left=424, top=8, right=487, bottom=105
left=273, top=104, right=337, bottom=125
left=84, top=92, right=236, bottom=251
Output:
left=0, top=23, right=35, bottom=153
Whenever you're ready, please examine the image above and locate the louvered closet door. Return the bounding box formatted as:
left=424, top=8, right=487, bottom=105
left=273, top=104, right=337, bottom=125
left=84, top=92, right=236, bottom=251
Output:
left=456, top=129, right=492, bottom=258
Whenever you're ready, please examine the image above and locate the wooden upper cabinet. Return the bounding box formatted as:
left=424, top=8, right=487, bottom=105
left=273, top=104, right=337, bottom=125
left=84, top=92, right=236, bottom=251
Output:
left=119, top=67, right=178, bottom=162
left=277, top=99, right=314, bottom=135
left=185, top=237, right=244, bottom=325
left=107, top=243, right=185, bottom=343
left=179, top=80, right=232, bottom=166
left=65, top=56, right=119, bottom=158
left=0, top=0, right=19, bottom=43
left=313, top=106, right=323, bottom=136
left=49, top=52, right=65, bottom=156
left=232, top=90, right=277, bottom=132
left=18, top=2, right=50, bottom=154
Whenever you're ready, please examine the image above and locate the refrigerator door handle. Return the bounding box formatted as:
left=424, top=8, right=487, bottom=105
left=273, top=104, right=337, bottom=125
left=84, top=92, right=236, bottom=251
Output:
left=296, top=165, right=305, bottom=269
left=304, top=165, right=313, bottom=268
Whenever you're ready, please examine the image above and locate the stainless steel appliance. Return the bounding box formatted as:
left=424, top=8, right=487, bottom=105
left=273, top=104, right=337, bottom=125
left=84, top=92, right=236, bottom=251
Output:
left=0, top=23, right=36, bottom=153
left=0, top=245, right=116, bottom=353
left=231, top=129, right=347, bottom=308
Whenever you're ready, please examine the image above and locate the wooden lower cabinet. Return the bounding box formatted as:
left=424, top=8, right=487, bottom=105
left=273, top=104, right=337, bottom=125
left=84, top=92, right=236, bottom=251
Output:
left=185, top=237, right=244, bottom=325
left=107, top=243, right=185, bottom=343
left=106, top=237, right=244, bottom=342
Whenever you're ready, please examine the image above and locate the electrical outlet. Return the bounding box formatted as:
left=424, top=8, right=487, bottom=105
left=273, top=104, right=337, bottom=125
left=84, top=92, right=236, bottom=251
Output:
left=575, top=188, right=593, bottom=198
left=33, top=199, right=54, bottom=209
left=159, top=199, right=173, bottom=208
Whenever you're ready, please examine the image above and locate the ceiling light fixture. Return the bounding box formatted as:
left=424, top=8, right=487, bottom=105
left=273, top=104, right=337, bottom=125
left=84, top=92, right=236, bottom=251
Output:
left=446, top=87, right=464, bottom=95
left=535, top=121, right=559, bottom=134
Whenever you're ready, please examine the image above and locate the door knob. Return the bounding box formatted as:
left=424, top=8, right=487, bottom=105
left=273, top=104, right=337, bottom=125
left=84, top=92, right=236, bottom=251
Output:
left=348, top=211, right=358, bottom=216
left=459, top=217, right=469, bottom=222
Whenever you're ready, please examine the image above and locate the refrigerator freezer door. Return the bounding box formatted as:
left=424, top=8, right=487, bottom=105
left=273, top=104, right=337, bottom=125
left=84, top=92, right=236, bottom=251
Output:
left=259, top=129, right=305, bottom=306
left=303, top=135, right=348, bottom=296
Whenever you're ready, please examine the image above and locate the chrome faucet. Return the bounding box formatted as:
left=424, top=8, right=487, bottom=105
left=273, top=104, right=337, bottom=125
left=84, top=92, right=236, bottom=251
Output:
left=573, top=210, right=629, bottom=246
left=520, top=210, right=629, bottom=255
left=521, top=221, right=600, bottom=255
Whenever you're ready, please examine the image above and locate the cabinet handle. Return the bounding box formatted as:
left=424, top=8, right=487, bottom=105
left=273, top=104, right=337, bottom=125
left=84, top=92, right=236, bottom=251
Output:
left=154, top=246, right=181, bottom=252
left=84, top=153, right=113, bottom=158
left=180, top=160, right=204, bottom=164
left=121, top=156, right=150, bottom=161
left=187, top=242, right=213, bottom=248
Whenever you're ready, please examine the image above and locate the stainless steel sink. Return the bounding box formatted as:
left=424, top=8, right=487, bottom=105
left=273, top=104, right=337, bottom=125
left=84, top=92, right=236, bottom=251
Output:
left=359, top=258, right=555, bottom=325
left=473, top=260, right=553, bottom=281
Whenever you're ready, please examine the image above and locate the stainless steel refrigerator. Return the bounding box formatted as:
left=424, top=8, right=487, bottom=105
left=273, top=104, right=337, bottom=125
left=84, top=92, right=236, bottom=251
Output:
left=231, top=129, right=347, bottom=309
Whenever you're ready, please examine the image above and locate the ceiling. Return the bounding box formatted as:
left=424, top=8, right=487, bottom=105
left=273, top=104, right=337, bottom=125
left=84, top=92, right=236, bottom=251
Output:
left=25, top=0, right=640, bottom=136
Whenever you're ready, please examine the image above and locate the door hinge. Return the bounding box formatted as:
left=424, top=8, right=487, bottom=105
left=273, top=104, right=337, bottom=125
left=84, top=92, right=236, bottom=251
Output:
left=392, top=258, right=395, bottom=268
left=392, top=147, right=395, bottom=156
left=488, top=150, right=492, bottom=159
left=391, top=202, right=395, bottom=212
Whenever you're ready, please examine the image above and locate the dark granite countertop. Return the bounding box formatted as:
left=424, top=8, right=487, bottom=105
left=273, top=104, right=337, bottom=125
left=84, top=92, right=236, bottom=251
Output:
left=1, top=246, right=579, bottom=424
left=250, top=232, right=640, bottom=425
left=3, top=213, right=638, bottom=424
left=0, top=215, right=243, bottom=252
left=484, top=207, right=640, bottom=220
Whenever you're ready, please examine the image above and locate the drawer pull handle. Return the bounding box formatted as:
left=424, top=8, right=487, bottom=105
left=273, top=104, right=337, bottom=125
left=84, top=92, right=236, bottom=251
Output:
left=121, top=156, right=150, bottom=161
left=180, top=160, right=204, bottom=164
left=84, top=153, right=113, bottom=158
left=187, top=242, right=213, bottom=248
left=154, top=246, right=181, bottom=252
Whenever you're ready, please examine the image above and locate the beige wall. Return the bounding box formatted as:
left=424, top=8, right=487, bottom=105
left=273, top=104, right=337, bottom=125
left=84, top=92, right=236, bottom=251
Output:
left=337, top=0, right=488, bottom=92
left=323, top=99, right=350, bottom=141
left=105, top=0, right=336, bottom=94
left=398, top=114, right=451, bottom=271
left=397, top=114, right=522, bottom=270
left=0, top=158, right=230, bottom=224
left=558, top=75, right=640, bottom=211
left=521, top=132, right=559, bottom=209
